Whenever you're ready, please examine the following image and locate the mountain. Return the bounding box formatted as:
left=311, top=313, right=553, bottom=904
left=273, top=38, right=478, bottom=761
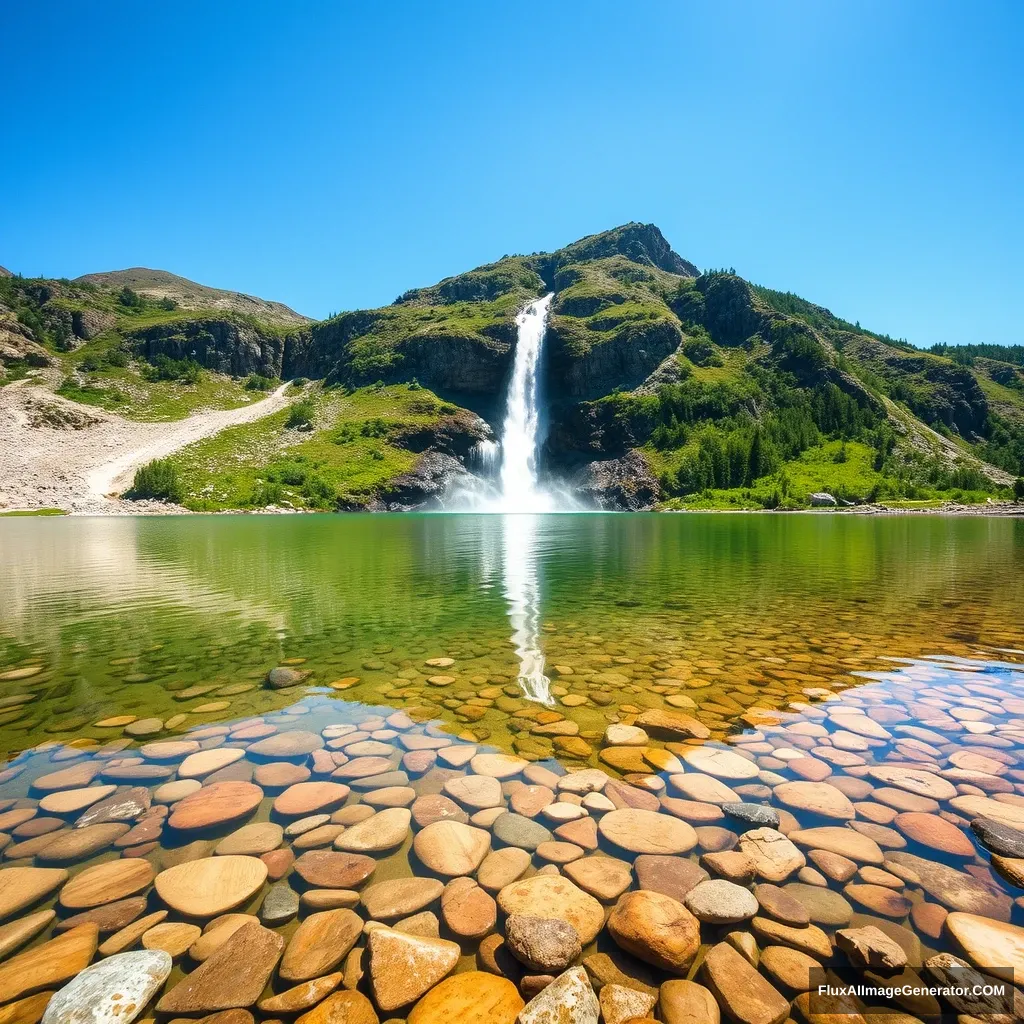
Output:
left=73, top=268, right=310, bottom=328
left=3, top=224, right=1023, bottom=512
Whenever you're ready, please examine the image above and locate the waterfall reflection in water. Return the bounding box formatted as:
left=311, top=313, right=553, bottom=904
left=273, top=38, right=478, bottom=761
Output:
left=501, top=513, right=554, bottom=704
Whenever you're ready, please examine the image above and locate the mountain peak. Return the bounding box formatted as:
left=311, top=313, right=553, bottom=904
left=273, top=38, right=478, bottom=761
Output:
left=557, top=223, right=699, bottom=277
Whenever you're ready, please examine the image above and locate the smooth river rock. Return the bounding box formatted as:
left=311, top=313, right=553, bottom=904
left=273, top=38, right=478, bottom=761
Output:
left=413, top=820, right=491, bottom=876
left=0, top=924, right=99, bottom=1005
left=154, top=855, right=267, bottom=918
left=498, top=875, right=605, bottom=945
left=700, top=940, right=789, bottom=1024
left=280, top=908, right=362, bottom=981
left=606, top=890, right=701, bottom=973
left=407, top=971, right=523, bottom=1024
left=598, top=808, right=696, bottom=855
left=0, top=867, right=68, bottom=920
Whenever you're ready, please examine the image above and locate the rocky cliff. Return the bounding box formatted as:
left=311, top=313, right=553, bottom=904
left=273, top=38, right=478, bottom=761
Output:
left=129, top=317, right=286, bottom=379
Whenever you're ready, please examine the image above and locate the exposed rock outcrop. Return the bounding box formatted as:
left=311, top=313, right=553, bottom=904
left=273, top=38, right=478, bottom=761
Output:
left=0, top=316, right=51, bottom=370
left=392, top=410, right=493, bottom=459
left=573, top=451, right=659, bottom=510
left=545, top=222, right=699, bottom=279
left=546, top=315, right=683, bottom=401
left=71, top=307, right=116, bottom=341
left=129, top=318, right=285, bottom=378
left=377, top=452, right=471, bottom=511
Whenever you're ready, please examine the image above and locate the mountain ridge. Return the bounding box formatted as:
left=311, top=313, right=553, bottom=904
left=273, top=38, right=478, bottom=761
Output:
left=2, top=223, right=1023, bottom=512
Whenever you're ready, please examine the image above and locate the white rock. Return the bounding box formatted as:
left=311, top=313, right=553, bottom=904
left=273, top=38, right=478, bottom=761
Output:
left=557, top=770, right=610, bottom=795
left=603, top=725, right=648, bottom=747
left=42, top=950, right=172, bottom=1024
left=518, top=966, right=599, bottom=1024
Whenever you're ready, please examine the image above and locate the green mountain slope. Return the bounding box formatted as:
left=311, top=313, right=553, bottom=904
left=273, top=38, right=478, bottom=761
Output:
left=0, top=270, right=302, bottom=419
left=4, top=224, right=1023, bottom=511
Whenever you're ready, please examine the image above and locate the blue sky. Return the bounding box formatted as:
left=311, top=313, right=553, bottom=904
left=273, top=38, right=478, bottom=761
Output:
left=3, top=2, right=1022, bottom=345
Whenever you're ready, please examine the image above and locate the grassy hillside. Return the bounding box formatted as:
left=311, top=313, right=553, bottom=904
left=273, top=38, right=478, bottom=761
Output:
left=164, top=382, right=481, bottom=511
left=73, top=268, right=309, bottom=327
left=539, top=253, right=1023, bottom=508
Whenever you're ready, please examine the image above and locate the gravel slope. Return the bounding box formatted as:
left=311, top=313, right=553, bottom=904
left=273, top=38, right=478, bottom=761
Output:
left=0, top=380, right=294, bottom=514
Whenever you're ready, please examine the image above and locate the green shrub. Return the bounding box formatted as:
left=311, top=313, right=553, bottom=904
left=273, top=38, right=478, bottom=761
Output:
left=158, top=296, right=178, bottom=311
left=126, top=459, right=183, bottom=502
left=249, top=481, right=284, bottom=506
left=303, top=475, right=334, bottom=505
left=119, top=286, right=144, bottom=308
left=144, top=355, right=202, bottom=384
left=360, top=418, right=389, bottom=438
left=245, top=374, right=274, bottom=391
left=286, top=399, right=315, bottom=429
left=1014, top=478, right=1024, bottom=501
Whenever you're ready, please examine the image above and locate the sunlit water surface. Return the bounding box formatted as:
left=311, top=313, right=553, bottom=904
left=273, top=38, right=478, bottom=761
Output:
left=1, top=513, right=1022, bottom=758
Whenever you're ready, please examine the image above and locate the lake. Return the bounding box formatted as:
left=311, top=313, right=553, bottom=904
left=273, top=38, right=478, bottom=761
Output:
left=2, top=514, right=1022, bottom=756
left=1, top=513, right=1023, bottom=1018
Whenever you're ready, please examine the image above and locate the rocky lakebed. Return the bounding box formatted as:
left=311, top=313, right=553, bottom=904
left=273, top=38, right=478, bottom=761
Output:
left=1, top=649, right=1024, bottom=1024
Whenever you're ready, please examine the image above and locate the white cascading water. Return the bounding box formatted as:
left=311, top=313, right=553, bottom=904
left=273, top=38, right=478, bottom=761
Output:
left=497, top=293, right=556, bottom=513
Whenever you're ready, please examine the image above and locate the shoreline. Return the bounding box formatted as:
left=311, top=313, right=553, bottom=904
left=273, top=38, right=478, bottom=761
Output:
left=2, top=500, right=1023, bottom=518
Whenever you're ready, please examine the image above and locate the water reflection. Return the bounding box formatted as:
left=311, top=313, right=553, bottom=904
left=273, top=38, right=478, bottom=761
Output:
left=501, top=514, right=553, bottom=704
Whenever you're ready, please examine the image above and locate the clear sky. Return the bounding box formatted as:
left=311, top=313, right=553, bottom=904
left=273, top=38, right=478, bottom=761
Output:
left=3, top=1, right=1022, bottom=345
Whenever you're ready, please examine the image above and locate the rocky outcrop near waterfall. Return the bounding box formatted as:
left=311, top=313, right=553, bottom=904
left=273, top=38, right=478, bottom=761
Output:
left=573, top=451, right=660, bottom=510
left=283, top=309, right=517, bottom=399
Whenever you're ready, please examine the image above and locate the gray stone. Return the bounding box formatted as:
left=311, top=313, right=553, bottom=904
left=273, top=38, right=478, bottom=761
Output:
left=266, top=667, right=309, bottom=689
left=684, top=879, right=758, bottom=924
left=506, top=915, right=582, bottom=972
left=261, top=881, right=299, bottom=926
left=722, top=802, right=780, bottom=829
left=75, top=787, right=151, bottom=827
left=492, top=812, right=552, bottom=852
left=971, top=817, right=1024, bottom=859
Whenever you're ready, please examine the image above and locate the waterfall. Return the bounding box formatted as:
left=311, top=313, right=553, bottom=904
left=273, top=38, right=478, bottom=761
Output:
left=497, top=293, right=555, bottom=513
left=445, top=292, right=562, bottom=512
left=444, top=293, right=563, bottom=704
